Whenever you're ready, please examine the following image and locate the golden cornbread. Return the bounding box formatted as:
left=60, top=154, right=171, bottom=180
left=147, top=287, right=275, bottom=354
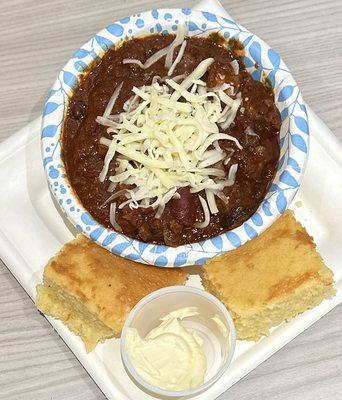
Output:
left=36, top=235, right=188, bottom=351
left=203, top=210, right=335, bottom=341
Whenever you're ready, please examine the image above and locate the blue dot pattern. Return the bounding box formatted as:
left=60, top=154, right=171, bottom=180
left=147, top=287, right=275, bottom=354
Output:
left=136, top=19, right=144, bottom=28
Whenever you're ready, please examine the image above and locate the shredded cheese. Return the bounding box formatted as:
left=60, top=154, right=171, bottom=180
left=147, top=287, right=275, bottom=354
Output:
left=122, top=23, right=186, bottom=71
left=220, top=94, right=242, bottom=130
left=109, top=203, right=122, bottom=231
left=205, top=189, right=219, bottom=214
left=103, top=82, right=123, bottom=118
left=168, top=40, right=187, bottom=76
left=122, top=59, right=145, bottom=68
left=195, top=196, right=210, bottom=228
left=245, top=126, right=259, bottom=139
left=97, top=57, right=243, bottom=227
left=170, top=58, right=215, bottom=101
left=228, top=163, right=238, bottom=181
left=99, top=138, right=117, bottom=182
left=230, top=60, right=239, bottom=75
left=165, top=23, right=186, bottom=69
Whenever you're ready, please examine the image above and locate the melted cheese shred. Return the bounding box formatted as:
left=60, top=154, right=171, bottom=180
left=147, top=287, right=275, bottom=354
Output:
left=97, top=57, right=242, bottom=227
left=123, top=23, right=186, bottom=71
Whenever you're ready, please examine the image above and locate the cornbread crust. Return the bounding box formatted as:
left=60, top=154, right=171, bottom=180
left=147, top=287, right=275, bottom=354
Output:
left=203, top=210, right=335, bottom=341
left=36, top=235, right=188, bottom=351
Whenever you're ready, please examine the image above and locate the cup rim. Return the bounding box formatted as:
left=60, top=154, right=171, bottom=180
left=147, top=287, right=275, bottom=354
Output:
left=41, top=7, right=310, bottom=267
left=120, top=286, right=237, bottom=397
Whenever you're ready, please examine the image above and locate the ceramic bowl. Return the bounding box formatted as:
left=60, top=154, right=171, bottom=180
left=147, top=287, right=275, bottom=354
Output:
left=41, top=8, right=309, bottom=267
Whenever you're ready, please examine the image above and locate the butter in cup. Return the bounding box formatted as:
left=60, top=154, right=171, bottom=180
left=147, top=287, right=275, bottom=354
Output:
left=120, top=286, right=236, bottom=398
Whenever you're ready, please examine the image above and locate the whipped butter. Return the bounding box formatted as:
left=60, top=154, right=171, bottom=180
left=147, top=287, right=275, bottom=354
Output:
left=125, top=307, right=207, bottom=391
left=211, top=314, right=229, bottom=338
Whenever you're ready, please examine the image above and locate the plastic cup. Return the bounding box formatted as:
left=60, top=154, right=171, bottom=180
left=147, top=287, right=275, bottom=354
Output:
left=120, top=286, right=236, bottom=398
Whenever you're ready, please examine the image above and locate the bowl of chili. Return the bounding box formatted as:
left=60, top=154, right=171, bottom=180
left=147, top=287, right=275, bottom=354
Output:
left=41, top=8, right=309, bottom=267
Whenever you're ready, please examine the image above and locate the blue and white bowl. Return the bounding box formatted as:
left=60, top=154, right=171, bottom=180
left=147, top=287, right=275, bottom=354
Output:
left=41, top=8, right=309, bottom=267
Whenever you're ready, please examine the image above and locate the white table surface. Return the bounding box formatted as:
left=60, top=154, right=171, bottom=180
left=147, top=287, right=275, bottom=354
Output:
left=0, top=1, right=341, bottom=399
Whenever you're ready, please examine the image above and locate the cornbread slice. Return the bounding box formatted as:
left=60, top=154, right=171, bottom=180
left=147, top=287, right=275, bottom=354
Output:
left=36, top=235, right=188, bottom=351
left=203, top=210, right=335, bottom=341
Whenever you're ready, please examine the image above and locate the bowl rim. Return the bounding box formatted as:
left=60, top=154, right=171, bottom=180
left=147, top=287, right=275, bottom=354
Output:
left=119, top=285, right=237, bottom=397
left=41, top=7, right=310, bottom=267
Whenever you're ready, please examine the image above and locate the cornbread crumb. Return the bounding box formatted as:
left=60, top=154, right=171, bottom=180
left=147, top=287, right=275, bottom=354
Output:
left=36, top=235, right=188, bottom=351
left=203, top=210, right=335, bottom=341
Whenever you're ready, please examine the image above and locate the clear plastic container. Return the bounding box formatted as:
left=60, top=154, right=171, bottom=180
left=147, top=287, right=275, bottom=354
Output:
left=120, top=286, right=236, bottom=398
